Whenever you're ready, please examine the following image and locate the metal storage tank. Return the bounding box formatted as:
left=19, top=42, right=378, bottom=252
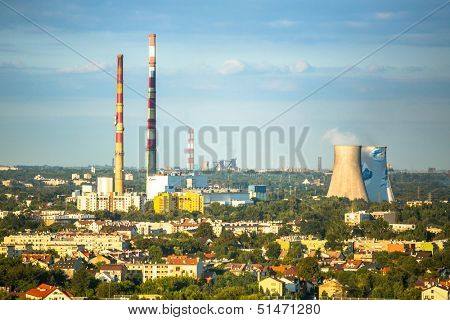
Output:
left=327, top=145, right=368, bottom=201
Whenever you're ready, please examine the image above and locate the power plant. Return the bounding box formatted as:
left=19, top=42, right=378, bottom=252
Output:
left=327, top=145, right=368, bottom=201
left=114, top=54, right=124, bottom=194
left=327, top=145, right=394, bottom=202
left=361, top=146, right=395, bottom=202
left=146, top=34, right=157, bottom=194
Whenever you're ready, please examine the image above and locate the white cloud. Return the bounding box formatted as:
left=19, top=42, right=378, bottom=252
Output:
left=375, top=12, right=394, bottom=20
left=289, top=60, right=310, bottom=73
left=322, top=128, right=359, bottom=145
left=218, top=59, right=245, bottom=75
left=58, top=63, right=106, bottom=74
left=268, top=19, right=298, bottom=28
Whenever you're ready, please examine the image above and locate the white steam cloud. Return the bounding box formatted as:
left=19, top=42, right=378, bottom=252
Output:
left=322, top=128, right=359, bottom=145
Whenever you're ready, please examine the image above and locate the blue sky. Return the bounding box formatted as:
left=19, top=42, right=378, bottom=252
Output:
left=0, top=0, right=449, bottom=170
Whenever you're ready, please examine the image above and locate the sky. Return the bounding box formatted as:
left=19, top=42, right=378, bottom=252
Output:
left=0, top=0, right=449, bottom=170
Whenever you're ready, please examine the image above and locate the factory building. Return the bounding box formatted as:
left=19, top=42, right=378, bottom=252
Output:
left=248, top=185, right=267, bottom=201
left=202, top=192, right=253, bottom=207
left=146, top=174, right=208, bottom=200
left=153, top=191, right=204, bottom=214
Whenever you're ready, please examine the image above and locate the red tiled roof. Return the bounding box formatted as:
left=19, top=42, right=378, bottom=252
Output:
left=25, top=283, right=72, bottom=299
left=21, top=254, right=52, bottom=264
left=204, top=253, right=216, bottom=259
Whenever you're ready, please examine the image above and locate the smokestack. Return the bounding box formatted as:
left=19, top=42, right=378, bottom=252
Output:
left=187, top=127, right=194, bottom=171
left=114, top=54, right=124, bottom=194
left=327, top=145, right=368, bottom=201
left=146, top=34, right=156, bottom=192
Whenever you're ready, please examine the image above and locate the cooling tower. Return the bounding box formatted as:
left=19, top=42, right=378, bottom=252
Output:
left=327, top=145, right=368, bottom=201
left=361, top=146, right=393, bottom=202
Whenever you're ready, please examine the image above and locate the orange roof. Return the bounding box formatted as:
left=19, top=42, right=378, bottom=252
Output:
left=271, top=265, right=289, bottom=273
left=204, top=253, right=216, bottom=259
left=167, top=255, right=199, bottom=265
left=344, top=260, right=363, bottom=269
left=25, top=284, right=72, bottom=299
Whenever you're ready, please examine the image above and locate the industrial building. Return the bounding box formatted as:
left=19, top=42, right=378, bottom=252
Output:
left=248, top=185, right=267, bottom=201
left=146, top=174, right=208, bottom=200
left=213, top=159, right=238, bottom=171
left=202, top=192, right=253, bottom=207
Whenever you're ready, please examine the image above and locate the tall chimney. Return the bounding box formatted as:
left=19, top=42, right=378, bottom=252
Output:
left=114, top=54, right=124, bottom=194
left=146, top=34, right=156, bottom=193
left=187, top=127, right=194, bottom=171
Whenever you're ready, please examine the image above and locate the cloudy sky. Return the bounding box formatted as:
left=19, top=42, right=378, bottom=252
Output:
left=0, top=0, right=449, bottom=170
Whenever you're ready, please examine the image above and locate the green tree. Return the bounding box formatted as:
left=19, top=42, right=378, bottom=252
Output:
left=297, top=257, right=320, bottom=280
left=325, top=219, right=350, bottom=250
left=266, top=242, right=281, bottom=260
left=71, top=270, right=98, bottom=298
left=195, top=222, right=215, bottom=239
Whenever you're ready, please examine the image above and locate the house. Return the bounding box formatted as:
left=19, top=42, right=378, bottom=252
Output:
left=343, top=260, right=364, bottom=271
left=90, top=254, right=117, bottom=266
left=319, top=279, right=346, bottom=299
left=415, top=251, right=432, bottom=262
left=224, top=263, right=246, bottom=276
left=21, top=253, right=53, bottom=269
left=52, top=258, right=84, bottom=278
left=415, top=277, right=439, bottom=290
left=95, top=264, right=127, bottom=282
left=25, top=284, right=73, bottom=300
left=280, top=277, right=300, bottom=294
left=259, top=277, right=284, bottom=296
left=421, top=285, right=449, bottom=300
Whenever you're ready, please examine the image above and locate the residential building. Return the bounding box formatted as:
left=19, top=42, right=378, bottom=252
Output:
left=319, top=279, right=346, bottom=299
left=77, top=192, right=144, bottom=212
left=422, top=285, right=449, bottom=300
left=96, top=264, right=127, bottom=282
left=153, top=191, right=204, bottom=214
left=154, top=192, right=177, bottom=214
left=344, top=211, right=372, bottom=226
left=51, top=258, right=84, bottom=278
left=259, top=277, right=284, bottom=296
left=390, top=224, right=416, bottom=232
left=2, top=232, right=128, bottom=256
left=125, top=255, right=203, bottom=282
left=25, top=284, right=73, bottom=300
